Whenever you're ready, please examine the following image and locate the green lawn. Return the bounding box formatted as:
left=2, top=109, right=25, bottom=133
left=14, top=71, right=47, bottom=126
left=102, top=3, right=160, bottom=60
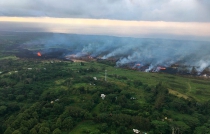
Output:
left=69, top=120, right=99, bottom=134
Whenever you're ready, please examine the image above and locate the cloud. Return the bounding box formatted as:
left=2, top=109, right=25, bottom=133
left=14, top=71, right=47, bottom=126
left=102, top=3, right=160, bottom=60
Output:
left=0, top=17, right=210, bottom=41
left=0, top=0, right=209, bottom=22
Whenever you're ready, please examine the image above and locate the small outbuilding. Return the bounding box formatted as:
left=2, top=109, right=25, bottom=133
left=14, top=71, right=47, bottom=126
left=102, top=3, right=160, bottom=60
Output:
left=101, top=94, right=106, bottom=99
left=133, top=129, right=140, bottom=133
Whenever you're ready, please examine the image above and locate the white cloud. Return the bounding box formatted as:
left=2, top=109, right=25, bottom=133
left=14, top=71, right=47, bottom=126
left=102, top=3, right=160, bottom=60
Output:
left=0, top=17, right=210, bottom=41
left=0, top=0, right=209, bottom=22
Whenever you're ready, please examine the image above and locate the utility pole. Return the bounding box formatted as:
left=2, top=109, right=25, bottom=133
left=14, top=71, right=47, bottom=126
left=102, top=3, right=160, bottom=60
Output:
left=105, top=70, right=107, bottom=81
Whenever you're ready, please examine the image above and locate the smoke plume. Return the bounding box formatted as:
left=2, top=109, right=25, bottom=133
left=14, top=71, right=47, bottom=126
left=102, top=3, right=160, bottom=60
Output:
left=22, top=33, right=210, bottom=72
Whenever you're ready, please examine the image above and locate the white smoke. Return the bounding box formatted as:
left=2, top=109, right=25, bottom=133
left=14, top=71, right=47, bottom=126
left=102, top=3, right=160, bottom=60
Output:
left=145, top=64, right=154, bottom=72
left=196, top=60, right=210, bottom=72
left=22, top=34, right=210, bottom=72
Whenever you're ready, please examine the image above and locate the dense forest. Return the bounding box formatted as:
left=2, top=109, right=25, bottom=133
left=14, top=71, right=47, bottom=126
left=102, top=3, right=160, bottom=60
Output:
left=0, top=57, right=210, bottom=134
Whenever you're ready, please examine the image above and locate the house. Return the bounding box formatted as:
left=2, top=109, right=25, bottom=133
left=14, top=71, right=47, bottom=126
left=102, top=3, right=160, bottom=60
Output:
left=130, top=97, right=136, bottom=100
left=101, top=94, right=106, bottom=99
left=133, top=129, right=140, bottom=133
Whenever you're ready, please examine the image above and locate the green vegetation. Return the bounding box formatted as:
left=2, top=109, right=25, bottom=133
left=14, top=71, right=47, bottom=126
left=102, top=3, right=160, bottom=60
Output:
left=1, top=51, right=210, bottom=133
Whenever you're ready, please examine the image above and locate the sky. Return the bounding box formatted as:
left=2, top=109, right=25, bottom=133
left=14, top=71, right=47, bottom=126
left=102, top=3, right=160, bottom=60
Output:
left=0, top=0, right=210, bottom=40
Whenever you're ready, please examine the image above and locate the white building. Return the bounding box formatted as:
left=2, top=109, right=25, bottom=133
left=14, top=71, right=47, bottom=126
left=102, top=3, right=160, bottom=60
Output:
left=101, top=94, right=106, bottom=99
left=133, top=129, right=140, bottom=133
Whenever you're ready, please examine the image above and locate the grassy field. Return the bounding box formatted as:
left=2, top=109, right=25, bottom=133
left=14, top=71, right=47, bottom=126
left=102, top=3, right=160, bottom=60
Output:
left=66, top=61, right=210, bottom=102
left=0, top=55, right=19, bottom=60
left=69, top=120, right=99, bottom=134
